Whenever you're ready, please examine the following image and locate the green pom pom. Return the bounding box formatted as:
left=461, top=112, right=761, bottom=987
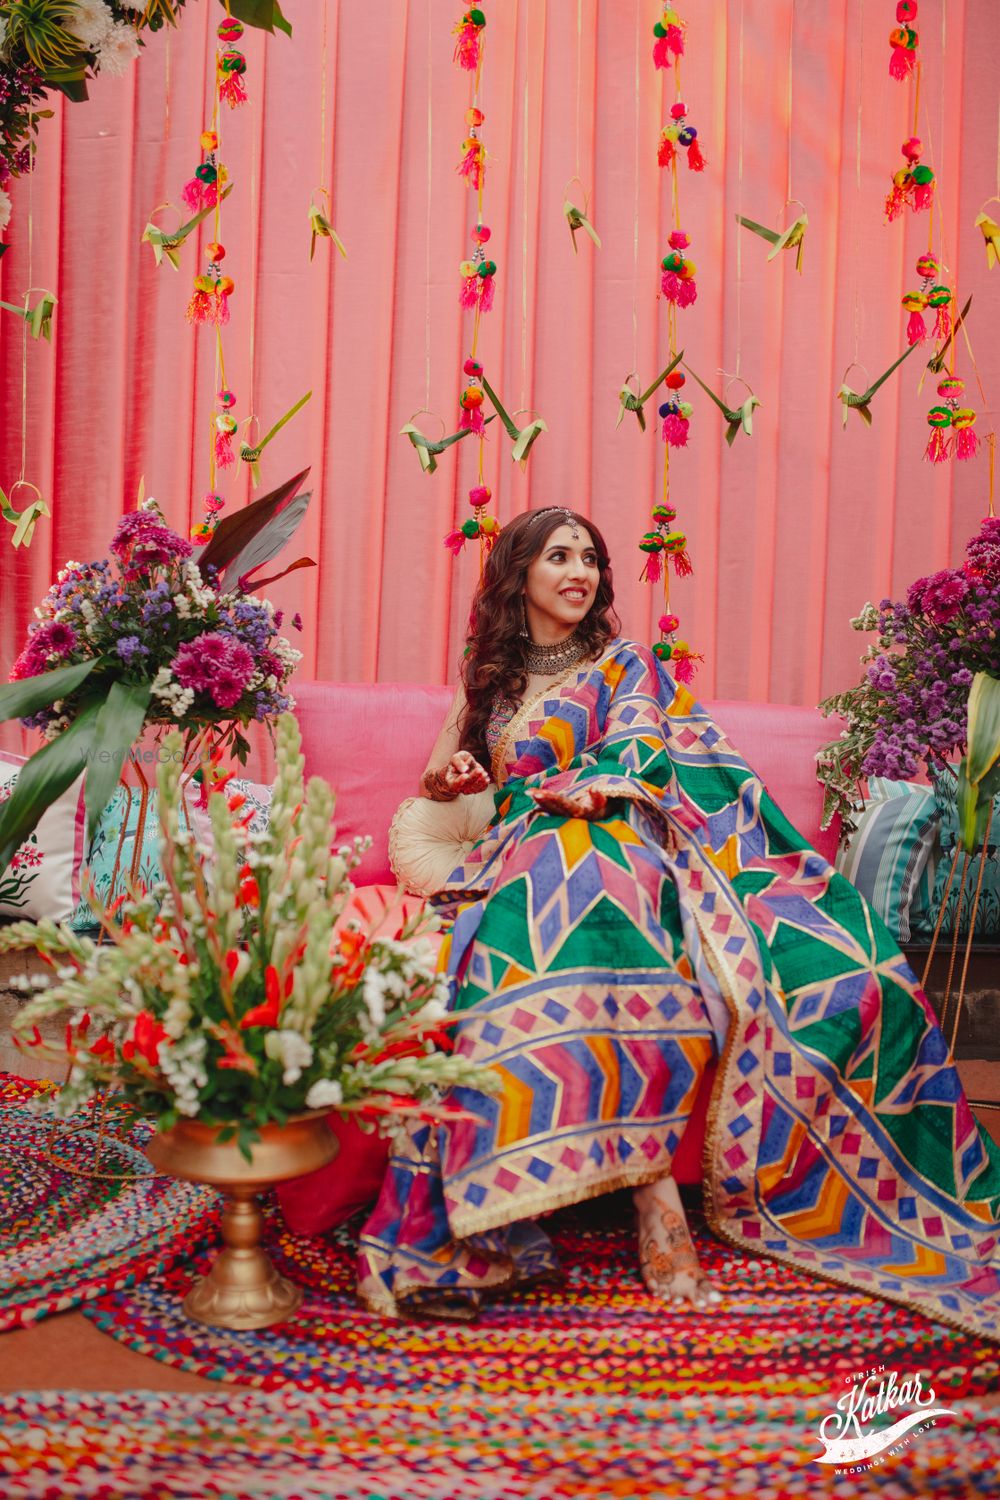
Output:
left=653, top=22, right=667, bottom=37
left=468, top=8, right=486, bottom=25
left=461, top=518, right=480, bottom=538
left=911, top=164, right=934, bottom=185
left=639, top=532, right=664, bottom=553
left=478, top=260, right=497, bottom=277
left=195, top=163, right=218, bottom=184
left=927, top=405, right=951, bottom=428
left=652, top=641, right=673, bottom=660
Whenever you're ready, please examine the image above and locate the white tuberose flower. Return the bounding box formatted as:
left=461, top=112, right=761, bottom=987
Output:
left=305, top=1078, right=343, bottom=1111
left=0, top=189, right=11, bottom=237
left=94, top=19, right=141, bottom=77
left=69, top=0, right=114, bottom=50
left=264, top=1029, right=314, bottom=1087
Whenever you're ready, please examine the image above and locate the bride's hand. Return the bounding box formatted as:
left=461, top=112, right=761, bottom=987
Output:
left=423, top=752, right=491, bottom=800
left=529, top=786, right=608, bottom=821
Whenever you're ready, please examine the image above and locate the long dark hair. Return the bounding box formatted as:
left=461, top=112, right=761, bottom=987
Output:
left=458, top=508, right=620, bottom=763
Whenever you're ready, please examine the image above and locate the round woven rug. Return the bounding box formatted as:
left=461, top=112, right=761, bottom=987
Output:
left=0, top=1389, right=996, bottom=1500
left=85, top=1194, right=1000, bottom=1401
left=0, top=1075, right=217, bottom=1330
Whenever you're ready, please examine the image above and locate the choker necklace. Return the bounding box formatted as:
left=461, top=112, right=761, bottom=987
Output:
left=522, top=629, right=586, bottom=674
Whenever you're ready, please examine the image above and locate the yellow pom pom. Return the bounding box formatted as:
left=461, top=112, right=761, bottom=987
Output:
left=677, top=259, right=697, bottom=280
left=200, top=130, right=219, bottom=152
left=459, top=259, right=477, bottom=278
left=481, top=516, right=500, bottom=534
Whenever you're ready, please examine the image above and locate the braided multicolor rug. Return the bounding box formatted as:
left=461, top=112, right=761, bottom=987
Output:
left=85, top=1195, right=1000, bottom=1403
left=0, top=1388, right=996, bottom=1499
left=0, top=1074, right=217, bottom=1330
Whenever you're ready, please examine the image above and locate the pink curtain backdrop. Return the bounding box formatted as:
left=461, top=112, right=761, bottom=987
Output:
left=1, top=0, right=998, bottom=747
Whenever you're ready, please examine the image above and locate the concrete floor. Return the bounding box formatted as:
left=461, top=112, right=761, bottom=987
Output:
left=2, top=1059, right=997, bottom=1395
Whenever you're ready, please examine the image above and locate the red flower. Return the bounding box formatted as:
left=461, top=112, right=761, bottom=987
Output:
left=89, top=1036, right=115, bottom=1062
left=237, top=864, right=260, bottom=908
left=122, top=1010, right=167, bottom=1067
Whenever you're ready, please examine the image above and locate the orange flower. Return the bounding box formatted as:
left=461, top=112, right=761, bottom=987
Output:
left=122, top=1010, right=167, bottom=1067
left=239, top=966, right=282, bottom=1029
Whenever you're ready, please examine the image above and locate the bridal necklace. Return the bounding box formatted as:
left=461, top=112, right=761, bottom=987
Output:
left=522, top=629, right=586, bottom=674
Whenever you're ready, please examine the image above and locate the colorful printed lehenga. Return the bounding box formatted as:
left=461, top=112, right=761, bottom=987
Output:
left=358, top=640, right=1000, bottom=1338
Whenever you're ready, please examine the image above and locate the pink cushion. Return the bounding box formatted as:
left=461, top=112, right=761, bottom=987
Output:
left=274, top=1114, right=389, bottom=1235
left=294, top=681, right=839, bottom=880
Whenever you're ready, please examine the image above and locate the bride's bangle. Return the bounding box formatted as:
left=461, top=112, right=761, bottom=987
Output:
left=422, top=767, right=459, bottom=802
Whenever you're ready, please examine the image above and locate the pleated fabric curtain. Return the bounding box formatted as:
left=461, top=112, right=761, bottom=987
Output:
left=1, top=0, right=997, bottom=738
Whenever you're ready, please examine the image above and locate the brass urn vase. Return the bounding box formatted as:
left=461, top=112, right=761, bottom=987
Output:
left=146, top=1112, right=338, bottom=1331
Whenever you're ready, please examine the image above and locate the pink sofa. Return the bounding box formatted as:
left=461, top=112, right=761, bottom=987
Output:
left=277, top=681, right=840, bottom=1232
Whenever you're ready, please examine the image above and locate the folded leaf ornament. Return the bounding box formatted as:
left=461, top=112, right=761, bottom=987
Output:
left=0, top=482, right=50, bottom=548
left=239, top=390, right=312, bottom=486
left=682, top=365, right=760, bottom=446
left=975, top=211, right=1000, bottom=270
left=142, top=186, right=234, bottom=270
left=308, top=196, right=347, bottom=263
left=615, top=352, right=685, bottom=432
left=836, top=343, right=919, bottom=429
left=0, top=292, right=56, bottom=341
left=479, top=377, right=547, bottom=468
left=921, top=295, right=973, bottom=383
left=400, top=415, right=497, bottom=475
left=564, top=199, right=601, bottom=253
left=736, top=210, right=809, bottom=273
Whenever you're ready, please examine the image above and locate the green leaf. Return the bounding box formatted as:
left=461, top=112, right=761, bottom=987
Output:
left=226, top=0, right=292, bottom=35
left=955, top=760, right=992, bottom=856
left=85, top=680, right=154, bottom=842
left=193, top=469, right=309, bottom=576
left=0, top=659, right=98, bottom=725
left=0, top=704, right=101, bottom=874
left=965, top=672, right=1000, bottom=788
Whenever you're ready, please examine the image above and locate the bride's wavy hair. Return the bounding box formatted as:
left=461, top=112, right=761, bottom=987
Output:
left=459, top=508, right=620, bottom=763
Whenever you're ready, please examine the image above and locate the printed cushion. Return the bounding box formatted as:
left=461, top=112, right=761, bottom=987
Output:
left=69, top=777, right=272, bottom=931
left=835, top=777, right=939, bottom=943
left=0, top=753, right=87, bottom=924
left=388, top=789, right=497, bottom=898
left=910, top=770, right=1000, bottom=942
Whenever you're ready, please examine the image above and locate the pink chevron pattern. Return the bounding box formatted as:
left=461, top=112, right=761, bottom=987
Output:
left=358, top=642, right=1000, bottom=1336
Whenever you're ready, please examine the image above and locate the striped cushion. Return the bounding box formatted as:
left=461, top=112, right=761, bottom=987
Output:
left=835, top=779, right=939, bottom=942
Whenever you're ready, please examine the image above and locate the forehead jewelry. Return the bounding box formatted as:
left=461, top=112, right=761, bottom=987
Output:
left=538, top=505, right=580, bottom=538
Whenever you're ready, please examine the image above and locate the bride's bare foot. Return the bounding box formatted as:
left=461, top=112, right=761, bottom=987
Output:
left=634, top=1177, right=722, bottom=1309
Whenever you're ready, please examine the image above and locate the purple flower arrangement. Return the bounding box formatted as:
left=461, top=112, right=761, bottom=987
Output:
left=9, top=501, right=300, bottom=742
left=818, top=516, right=1000, bottom=834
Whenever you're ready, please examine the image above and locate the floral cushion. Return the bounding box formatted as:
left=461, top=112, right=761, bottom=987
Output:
left=0, top=753, right=87, bottom=924
left=910, top=770, right=1000, bottom=942
left=834, top=777, right=939, bottom=943
left=69, top=777, right=273, bottom=931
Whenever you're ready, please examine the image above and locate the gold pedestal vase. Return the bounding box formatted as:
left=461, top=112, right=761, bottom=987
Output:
left=146, top=1112, right=338, bottom=1330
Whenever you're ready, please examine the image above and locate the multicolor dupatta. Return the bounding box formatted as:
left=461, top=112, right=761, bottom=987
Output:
left=358, top=641, right=1000, bottom=1337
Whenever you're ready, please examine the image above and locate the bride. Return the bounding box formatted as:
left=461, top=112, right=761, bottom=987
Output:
left=357, top=506, right=1000, bottom=1338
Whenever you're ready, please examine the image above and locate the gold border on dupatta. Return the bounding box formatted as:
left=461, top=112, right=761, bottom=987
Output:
left=491, top=657, right=594, bottom=788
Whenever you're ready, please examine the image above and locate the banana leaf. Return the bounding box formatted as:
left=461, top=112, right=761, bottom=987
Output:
left=84, top=681, right=153, bottom=842
left=227, top=0, right=292, bottom=35
left=964, top=672, right=1000, bottom=788
left=0, top=703, right=101, bottom=874
left=0, top=659, right=98, bottom=725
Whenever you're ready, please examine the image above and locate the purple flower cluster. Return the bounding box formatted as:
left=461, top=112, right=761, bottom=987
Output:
left=110, top=511, right=192, bottom=576
left=860, top=517, right=1000, bottom=781
left=172, top=632, right=257, bottom=710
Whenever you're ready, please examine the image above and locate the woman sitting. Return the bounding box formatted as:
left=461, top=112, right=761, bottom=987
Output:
left=358, top=507, right=1000, bottom=1338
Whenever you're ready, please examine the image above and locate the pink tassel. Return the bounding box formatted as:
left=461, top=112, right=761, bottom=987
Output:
left=181, top=178, right=216, bottom=214
left=913, top=180, right=934, bottom=212
left=673, top=654, right=695, bottom=684
left=219, top=72, right=248, bottom=109
left=906, top=311, right=927, bottom=345
left=215, top=431, right=236, bottom=469
left=478, top=274, right=495, bottom=313
left=661, top=271, right=681, bottom=302
left=642, top=552, right=663, bottom=584
left=671, top=550, right=693, bottom=578
left=676, top=278, right=697, bottom=308
left=459, top=276, right=480, bottom=310
left=444, top=529, right=466, bottom=555
left=932, top=307, right=951, bottom=342
left=665, top=25, right=685, bottom=57
left=662, top=414, right=689, bottom=447
left=453, top=24, right=481, bottom=71
left=686, top=139, right=707, bottom=172
left=186, top=291, right=213, bottom=324
left=955, top=428, right=980, bottom=461
left=924, top=429, right=951, bottom=464
left=215, top=291, right=230, bottom=326
left=652, top=36, right=672, bottom=69
left=457, top=145, right=484, bottom=189
left=459, top=406, right=485, bottom=436
left=888, top=47, right=916, bottom=80
left=657, top=136, right=676, bottom=169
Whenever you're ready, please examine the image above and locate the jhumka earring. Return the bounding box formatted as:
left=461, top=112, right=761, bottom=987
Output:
left=519, top=596, right=530, bottom=636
